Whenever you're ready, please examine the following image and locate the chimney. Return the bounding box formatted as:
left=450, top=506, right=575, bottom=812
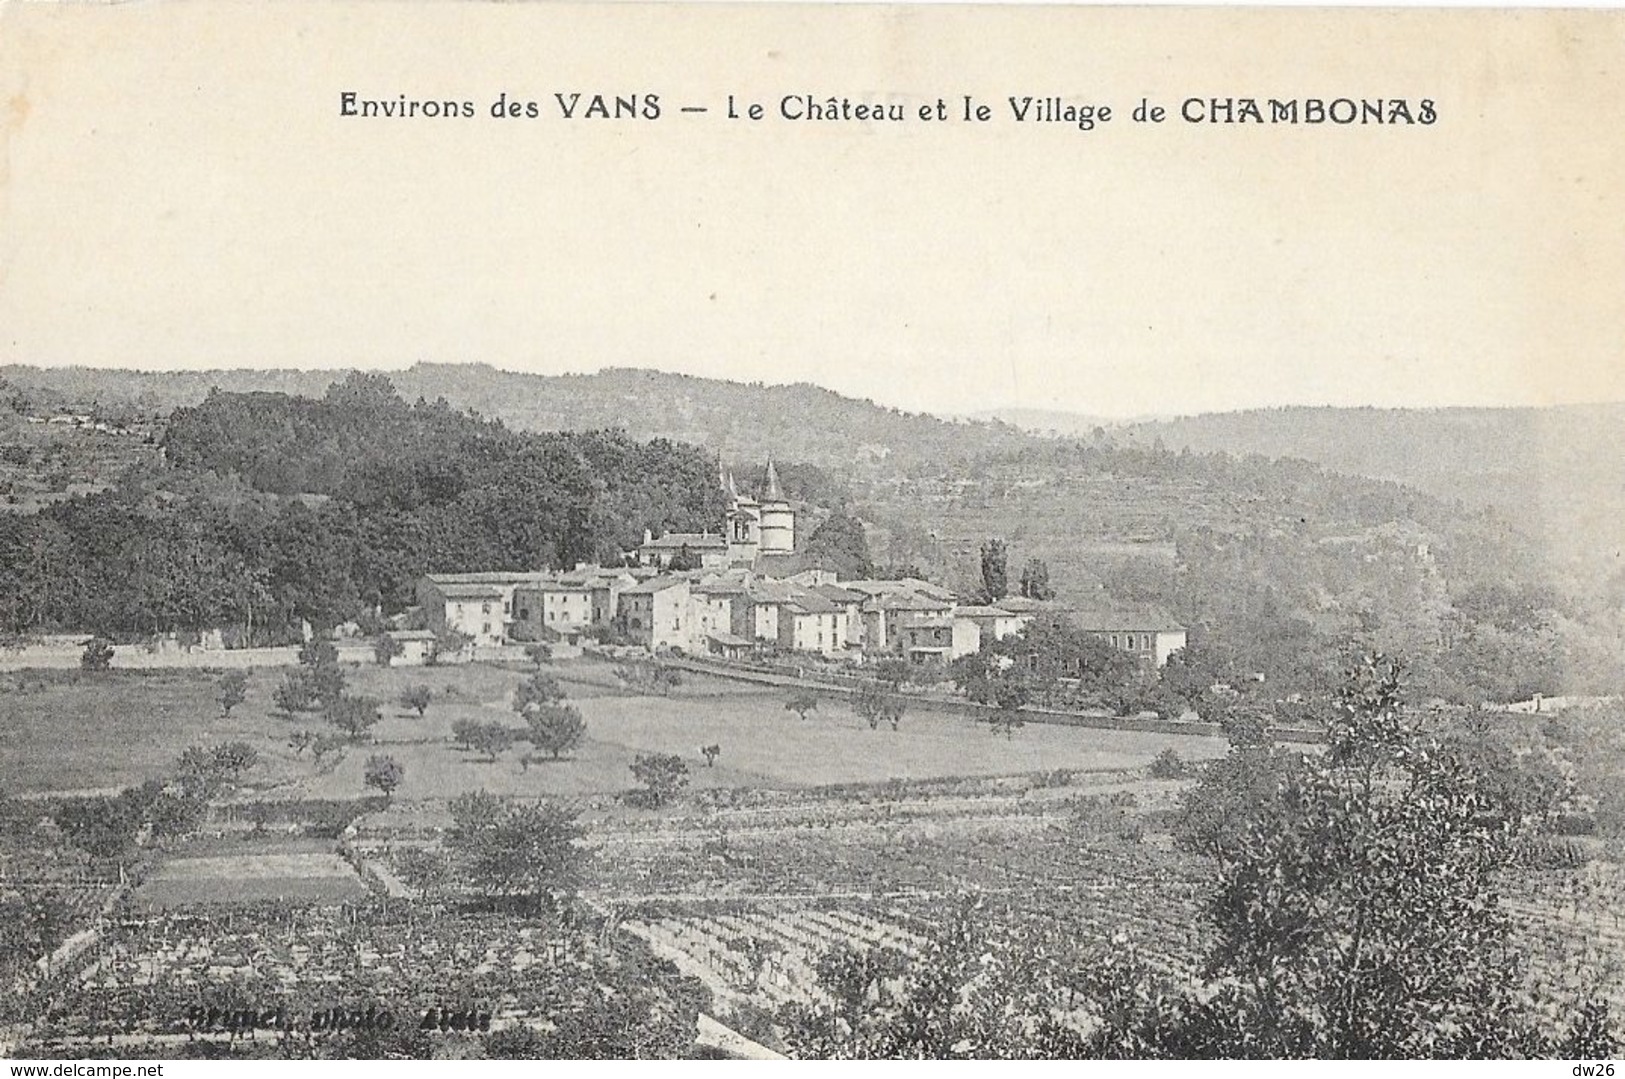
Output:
left=643, top=529, right=653, bottom=545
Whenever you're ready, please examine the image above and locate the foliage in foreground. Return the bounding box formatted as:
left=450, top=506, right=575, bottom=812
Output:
left=778, top=656, right=1620, bottom=1059
left=444, top=791, right=587, bottom=903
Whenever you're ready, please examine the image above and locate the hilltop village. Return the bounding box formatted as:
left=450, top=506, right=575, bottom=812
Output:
left=415, top=462, right=1187, bottom=669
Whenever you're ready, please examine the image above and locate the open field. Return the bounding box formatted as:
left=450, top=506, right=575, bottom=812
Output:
left=0, top=669, right=297, bottom=794
left=0, top=662, right=526, bottom=795
left=4, top=656, right=1226, bottom=802
left=286, top=667, right=1227, bottom=803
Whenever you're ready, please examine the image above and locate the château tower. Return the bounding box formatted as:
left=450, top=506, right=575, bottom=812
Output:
left=757, top=460, right=795, bottom=555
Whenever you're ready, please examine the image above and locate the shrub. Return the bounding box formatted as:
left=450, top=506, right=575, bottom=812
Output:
left=216, top=671, right=248, bottom=715
left=80, top=637, right=115, bottom=671
left=1148, top=748, right=1188, bottom=779
left=785, top=691, right=819, bottom=721
left=273, top=669, right=319, bottom=714
left=364, top=754, right=405, bottom=801
left=400, top=683, right=433, bottom=717
left=628, top=753, right=689, bottom=808
left=374, top=635, right=404, bottom=667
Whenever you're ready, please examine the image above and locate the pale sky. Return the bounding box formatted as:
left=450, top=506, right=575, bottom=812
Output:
left=1, top=3, right=1621, bottom=418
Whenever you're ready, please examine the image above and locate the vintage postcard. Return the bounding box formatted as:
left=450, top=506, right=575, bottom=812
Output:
left=1, top=1, right=1622, bottom=1064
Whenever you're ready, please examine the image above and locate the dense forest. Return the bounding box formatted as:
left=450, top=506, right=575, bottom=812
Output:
left=1, top=364, right=1619, bottom=705
left=0, top=375, right=726, bottom=641
left=879, top=441, right=1619, bottom=703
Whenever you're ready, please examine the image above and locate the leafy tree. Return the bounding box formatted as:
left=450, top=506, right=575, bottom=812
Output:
left=881, top=694, right=906, bottom=731
left=297, top=636, right=346, bottom=704
left=785, top=691, right=819, bottom=721
left=950, top=650, right=1000, bottom=704
left=667, top=544, right=702, bottom=572
left=311, top=661, right=346, bottom=706
left=208, top=741, right=258, bottom=783
left=298, top=636, right=339, bottom=669
left=525, top=641, right=553, bottom=667
left=1018, top=558, right=1055, bottom=601
left=469, top=722, right=516, bottom=762
left=854, top=680, right=888, bottom=730
left=1188, top=654, right=1598, bottom=1057
left=990, top=614, right=1137, bottom=707
left=216, top=670, right=248, bottom=715
left=872, top=657, right=910, bottom=689
left=173, top=742, right=256, bottom=797
left=273, top=669, right=319, bottom=714
left=445, top=790, right=587, bottom=901
left=619, top=660, right=683, bottom=695
left=700, top=743, right=721, bottom=767
left=54, top=793, right=146, bottom=861
left=523, top=702, right=587, bottom=760
left=802, top=512, right=875, bottom=579
left=853, top=682, right=906, bottom=731
left=629, top=752, right=689, bottom=808
left=363, top=754, right=405, bottom=801
left=80, top=636, right=114, bottom=671
left=430, top=629, right=473, bottom=665
left=979, top=538, right=1009, bottom=602
left=373, top=634, right=404, bottom=667
left=451, top=717, right=481, bottom=752
left=146, top=789, right=210, bottom=839
left=988, top=706, right=1025, bottom=740
left=513, top=671, right=566, bottom=713
left=326, top=694, right=381, bottom=742
left=400, top=683, right=433, bottom=717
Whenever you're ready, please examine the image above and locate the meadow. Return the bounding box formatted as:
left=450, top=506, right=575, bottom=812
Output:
left=3, top=656, right=1226, bottom=802
left=287, top=662, right=1227, bottom=803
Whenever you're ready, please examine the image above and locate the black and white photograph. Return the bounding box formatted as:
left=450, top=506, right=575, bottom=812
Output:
left=0, top=1, right=1622, bottom=1063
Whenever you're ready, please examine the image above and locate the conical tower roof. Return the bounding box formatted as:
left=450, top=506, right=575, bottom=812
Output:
left=764, top=459, right=784, bottom=501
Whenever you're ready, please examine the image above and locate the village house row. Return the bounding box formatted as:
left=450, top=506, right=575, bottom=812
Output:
left=413, top=564, right=1186, bottom=670
left=410, top=462, right=1186, bottom=669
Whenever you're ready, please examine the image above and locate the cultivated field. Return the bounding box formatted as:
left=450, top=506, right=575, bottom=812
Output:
left=133, top=847, right=368, bottom=910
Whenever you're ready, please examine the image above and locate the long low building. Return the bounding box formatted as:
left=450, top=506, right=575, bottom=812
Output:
left=415, top=566, right=1184, bottom=667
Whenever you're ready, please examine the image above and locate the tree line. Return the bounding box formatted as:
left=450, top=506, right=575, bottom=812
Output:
left=0, top=374, right=727, bottom=641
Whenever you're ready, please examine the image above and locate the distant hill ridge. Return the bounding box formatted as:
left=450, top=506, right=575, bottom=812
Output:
left=993, top=402, right=1625, bottom=577
left=0, top=363, right=1031, bottom=479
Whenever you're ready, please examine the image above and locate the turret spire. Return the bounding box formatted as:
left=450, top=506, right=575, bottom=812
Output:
left=764, top=459, right=783, bottom=501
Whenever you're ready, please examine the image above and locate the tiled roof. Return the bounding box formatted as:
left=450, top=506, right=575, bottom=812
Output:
left=953, top=605, right=1019, bottom=618
left=783, top=594, right=838, bottom=615
left=425, top=571, right=550, bottom=586
left=693, top=581, right=750, bottom=596
left=431, top=582, right=507, bottom=598
left=875, top=593, right=954, bottom=612
left=812, top=584, right=865, bottom=604
left=622, top=576, right=687, bottom=595
left=640, top=533, right=728, bottom=550
left=1069, top=609, right=1186, bottom=633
